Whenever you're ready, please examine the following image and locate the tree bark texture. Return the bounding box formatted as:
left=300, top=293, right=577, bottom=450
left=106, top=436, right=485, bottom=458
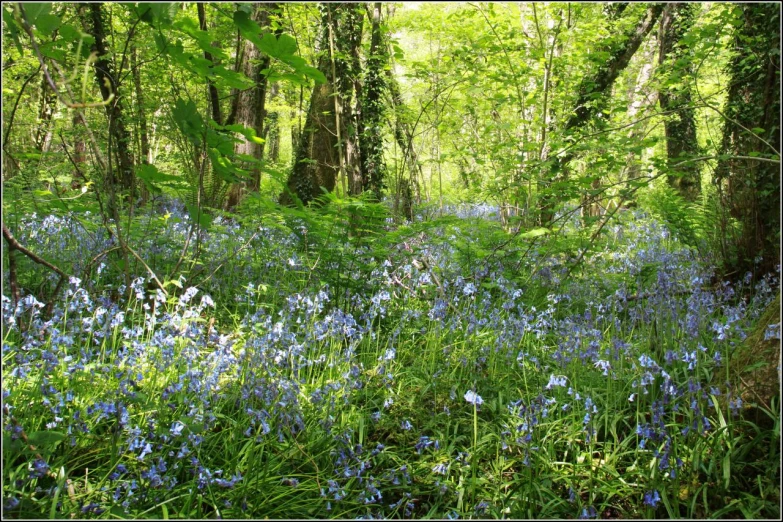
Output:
left=715, top=3, right=780, bottom=276
left=131, top=46, right=150, bottom=165
left=89, top=2, right=135, bottom=197
left=359, top=2, right=386, bottom=200
left=386, top=64, right=422, bottom=203
left=225, top=3, right=278, bottom=209
left=266, top=83, right=280, bottom=163
left=280, top=3, right=362, bottom=206
left=34, top=76, right=56, bottom=152
left=197, top=3, right=223, bottom=125
left=658, top=2, right=700, bottom=201
left=332, top=3, right=364, bottom=196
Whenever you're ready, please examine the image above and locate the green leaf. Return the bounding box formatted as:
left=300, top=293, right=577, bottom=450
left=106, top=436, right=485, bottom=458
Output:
left=206, top=128, right=236, bottom=156
left=519, top=228, right=551, bottom=239
left=722, top=452, right=731, bottom=490
left=137, top=2, right=178, bottom=26
left=186, top=204, right=212, bottom=230
left=22, top=3, right=51, bottom=24
left=172, top=98, right=204, bottom=144
left=166, top=279, right=183, bottom=289
left=219, top=123, right=265, bottom=145
left=211, top=66, right=255, bottom=90
left=265, top=71, right=307, bottom=86
left=34, top=13, right=61, bottom=35
left=27, top=431, right=67, bottom=451
left=3, top=6, right=24, bottom=55
left=173, top=17, right=227, bottom=61
left=38, top=41, right=66, bottom=62
left=301, top=65, right=326, bottom=84
left=137, top=164, right=188, bottom=194
left=276, top=33, right=299, bottom=57
left=2, top=434, right=25, bottom=453
left=232, top=10, right=259, bottom=36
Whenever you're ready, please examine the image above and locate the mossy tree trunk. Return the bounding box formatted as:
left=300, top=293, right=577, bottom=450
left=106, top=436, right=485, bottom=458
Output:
left=658, top=3, right=701, bottom=202
left=88, top=3, right=136, bottom=200
left=280, top=3, right=363, bottom=206
left=714, top=3, right=780, bottom=276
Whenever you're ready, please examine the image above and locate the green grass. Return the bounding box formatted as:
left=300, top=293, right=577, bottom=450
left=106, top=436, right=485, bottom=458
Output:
left=2, top=201, right=780, bottom=519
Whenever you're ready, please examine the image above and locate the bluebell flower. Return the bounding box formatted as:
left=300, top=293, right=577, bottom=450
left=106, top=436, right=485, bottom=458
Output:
left=464, top=390, right=483, bottom=405
left=643, top=489, right=661, bottom=507
left=545, top=374, right=567, bottom=389
left=109, top=464, right=128, bottom=480
left=138, top=442, right=153, bottom=461
left=81, top=502, right=105, bottom=515
left=29, top=458, right=49, bottom=478
left=764, top=322, right=780, bottom=341
left=432, top=463, right=448, bottom=475
left=170, top=421, right=185, bottom=437
left=213, top=472, right=242, bottom=488
left=401, top=420, right=412, bottom=431
left=594, top=360, right=611, bottom=376
left=639, top=354, right=658, bottom=369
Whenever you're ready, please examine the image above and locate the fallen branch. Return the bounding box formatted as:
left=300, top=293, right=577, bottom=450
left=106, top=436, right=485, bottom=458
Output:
left=2, top=222, right=69, bottom=320
left=3, top=223, right=68, bottom=279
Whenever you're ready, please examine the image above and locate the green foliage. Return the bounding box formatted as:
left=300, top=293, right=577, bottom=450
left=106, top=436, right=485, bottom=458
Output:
left=637, top=184, right=701, bottom=249
left=2, top=3, right=780, bottom=516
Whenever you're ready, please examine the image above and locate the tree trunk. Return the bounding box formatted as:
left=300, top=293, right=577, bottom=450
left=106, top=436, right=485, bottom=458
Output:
left=359, top=2, right=386, bottom=200
left=225, top=3, right=279, bottom=210
left=71, top=113, right=87, bottom=189
left=715, top=3, right=780, bottom=276
left=280, top=3, right=358, bottom=206
left=130, top=45, right=150, bottom=203
left=266, top=83, right=280, bottom=163
left=197, top=3, right=222, bottom=125
left=130, top=46, right=150, bottom=166
left=290, top=109, right=300, bottom=153
left=621, top=41, right=657, bottom=185
left=540, top=3, right=664, bottom=225
left=330, top=4, right=364, bottom=196
left=89, top=3, right=136, bottom=198
left=34, top=76, right=56, bottom=153
left=658, top=3, right=700, bottom=201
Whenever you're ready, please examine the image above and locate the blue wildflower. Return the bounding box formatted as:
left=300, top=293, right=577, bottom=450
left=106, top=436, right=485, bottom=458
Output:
left=545, top=374, right=567, bottom=389
left=643, top=490, right=661, bottom=508
left=29, top=458, right=49, bottom=478
left=464, top=390, right=483, bottom=405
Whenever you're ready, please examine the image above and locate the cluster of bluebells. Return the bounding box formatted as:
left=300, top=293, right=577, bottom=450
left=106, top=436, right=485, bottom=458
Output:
left=2, top=202, right=779, bottom=517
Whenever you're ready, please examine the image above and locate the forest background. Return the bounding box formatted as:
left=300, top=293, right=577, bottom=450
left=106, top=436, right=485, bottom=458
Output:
left=1, top=2, right=780, bottom=519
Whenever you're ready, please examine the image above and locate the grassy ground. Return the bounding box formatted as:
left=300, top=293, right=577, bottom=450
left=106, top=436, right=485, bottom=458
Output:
left=2, top=198, right=780, bottom=519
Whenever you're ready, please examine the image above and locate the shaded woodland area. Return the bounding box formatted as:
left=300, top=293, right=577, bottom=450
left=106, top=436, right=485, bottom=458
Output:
left=2, top=2, right=780, bottom=519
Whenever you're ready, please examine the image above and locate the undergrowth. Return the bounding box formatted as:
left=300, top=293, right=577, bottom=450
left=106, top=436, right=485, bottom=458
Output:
left=2, top=196, right=780, bottom=519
